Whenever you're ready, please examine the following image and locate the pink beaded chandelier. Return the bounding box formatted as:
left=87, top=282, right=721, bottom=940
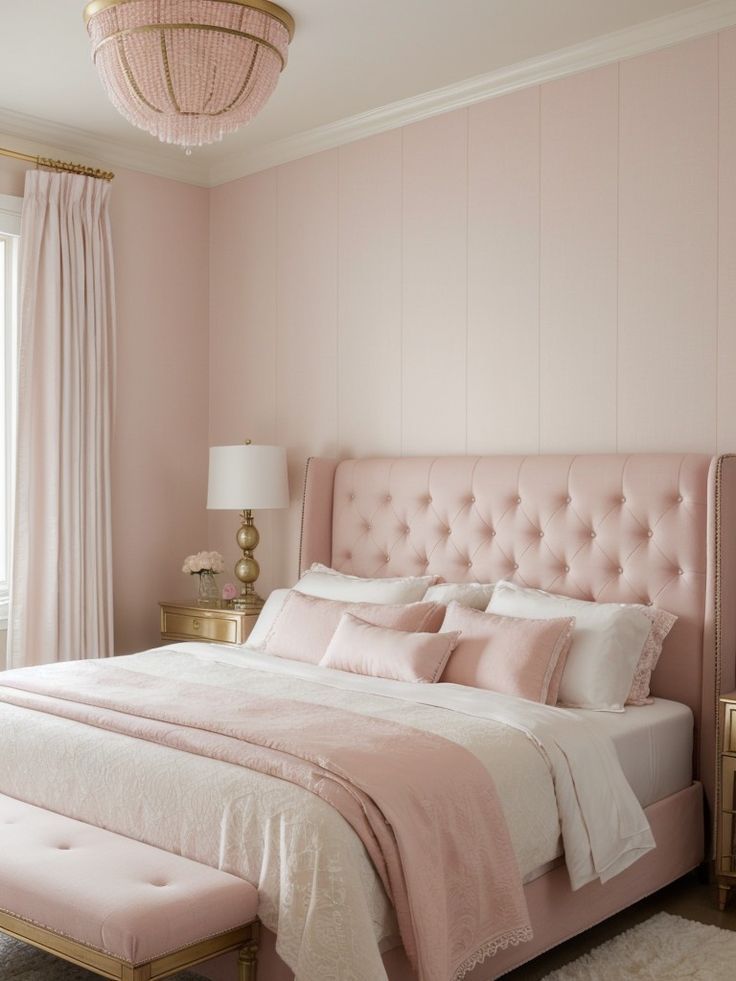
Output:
left=84, top=0, right=294, bottom=147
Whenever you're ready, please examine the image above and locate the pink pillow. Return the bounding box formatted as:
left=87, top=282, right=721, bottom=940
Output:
left=320, top=613, right=460, bottom=683
left=626, top=606, right=678, bottom=706
left=261, top=590, right=445, bottom=664
left=440, top=602, right=575, bottom=704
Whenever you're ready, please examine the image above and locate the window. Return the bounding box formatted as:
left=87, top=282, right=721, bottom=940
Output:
left=0, top=194, right=20, bottom=627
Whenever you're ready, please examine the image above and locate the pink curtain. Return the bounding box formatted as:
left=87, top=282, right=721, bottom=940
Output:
left=8, top=171, right=116, bottom=668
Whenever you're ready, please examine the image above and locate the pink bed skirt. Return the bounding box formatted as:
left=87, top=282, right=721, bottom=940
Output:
left=199, top=782, right=704, bottom=981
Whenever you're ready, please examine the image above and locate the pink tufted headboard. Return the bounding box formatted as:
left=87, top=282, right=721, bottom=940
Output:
left=299, top=453, right=736, bottom=818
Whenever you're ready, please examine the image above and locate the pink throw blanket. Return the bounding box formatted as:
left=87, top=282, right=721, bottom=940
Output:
left=0, top=661, right=532, bottom=980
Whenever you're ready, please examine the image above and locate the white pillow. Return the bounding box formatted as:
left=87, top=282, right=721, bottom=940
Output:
left=425, top=581, right=495, bottom=610
left=487, top=580, right=652, bottom=712
left=294, top=563, right=435, bottom=604
left=246, top=588, right=290, bottom=648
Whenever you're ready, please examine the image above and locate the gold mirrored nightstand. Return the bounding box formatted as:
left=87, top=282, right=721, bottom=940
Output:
left=717, top=689, right=736, bottom=910
left=160, top=602, right=258, bottom=647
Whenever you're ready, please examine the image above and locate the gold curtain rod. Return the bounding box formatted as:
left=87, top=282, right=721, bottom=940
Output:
left=0, top=145, right=114, bottom=182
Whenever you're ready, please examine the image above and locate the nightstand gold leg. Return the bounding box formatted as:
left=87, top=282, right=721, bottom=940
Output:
left=718, top=883, right=732, bottom=911
left=238, top=938, right=258, bottom=981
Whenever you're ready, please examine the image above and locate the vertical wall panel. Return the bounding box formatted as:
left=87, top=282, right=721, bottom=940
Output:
left=540, top=65, right=619, bottom=452
left=618, top=37, right=718, bottom=451
left=275, top=151, right=339, bottom=583
left=109, top=172, right=210, bottom=652
left=208, top=170, right=278, bottom=591
left=718, top=28, right=736, bottom=453
left=209, top=170, right=278, bottom=444
left=402, top=112, right=468, bottom=453
left=338, top=132, right=402, bottom=456
left=467, top=87, right=540, bottom=454
left=204, top=32, right=733, bottom=594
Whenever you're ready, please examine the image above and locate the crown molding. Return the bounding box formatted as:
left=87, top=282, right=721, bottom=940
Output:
left=0, top=107, right=211, bottom=186
left=209, top=0, right=736, bottom=186
left=1, top=0, right=735, bottom=188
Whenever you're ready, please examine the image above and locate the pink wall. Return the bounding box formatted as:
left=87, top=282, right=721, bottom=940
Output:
left=209, top=29, right=736, bottom=591
left=110, top=169, right=210, bottom=653
left=0, top=156, right=25, bottom=196
left=0, top=157, right=210, bottom=655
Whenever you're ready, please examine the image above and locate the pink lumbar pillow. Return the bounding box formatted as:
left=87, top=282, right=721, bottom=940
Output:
left=261, top=589, right=445, bottom=664
left=320, top=613, right=461, bottom=684
left=440, top=602, right=575, bottom=704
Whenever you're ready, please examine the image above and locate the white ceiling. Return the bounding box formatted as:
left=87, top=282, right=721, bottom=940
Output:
left=0, top=0, right=732, bottom=186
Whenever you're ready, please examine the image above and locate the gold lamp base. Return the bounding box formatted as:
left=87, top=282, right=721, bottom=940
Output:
left=232, top=591, right=264, bottom=614
left=233, top=510, right=264, bottom=613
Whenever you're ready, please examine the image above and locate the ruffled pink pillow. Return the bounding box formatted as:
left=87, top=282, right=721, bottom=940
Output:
left=626, top=606, right=678, bottom=705
left=440, top=603, right=575, bottom=704
left=261, top=590, right=445, bottom=664
left=320, top=613, right=460, bottom=683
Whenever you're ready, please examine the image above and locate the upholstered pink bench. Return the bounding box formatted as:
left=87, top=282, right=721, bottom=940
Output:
left=0, top=794, right=259, bottom=981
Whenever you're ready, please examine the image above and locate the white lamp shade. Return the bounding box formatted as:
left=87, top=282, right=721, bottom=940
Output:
left=207, top=444, right=289, bottom=511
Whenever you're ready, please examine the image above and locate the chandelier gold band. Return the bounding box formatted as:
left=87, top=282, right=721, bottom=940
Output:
left=83, top=0, right=295, bottom=40
left=116, top=36, right=162, bottom=114
left=93, top=22, right=286, bottom=72
left=159, top=33, right=180, bottom=113
left=148, top=29, right=260, bottom=116
left=113, top=29, right=264, bottom=118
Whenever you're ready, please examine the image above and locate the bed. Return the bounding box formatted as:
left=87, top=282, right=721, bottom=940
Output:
left=294, top=451, right=736, bottom=978
left=0, top=452, right=734, bottom=981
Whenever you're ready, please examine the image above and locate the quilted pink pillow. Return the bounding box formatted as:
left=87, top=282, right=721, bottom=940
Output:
left=320, top=613, right=460, bottom=683
left=440, top=602, right=575, bottom=704
left=261, top=590, right=445, bottom=664
left=626, top=606, right=678, bottom=705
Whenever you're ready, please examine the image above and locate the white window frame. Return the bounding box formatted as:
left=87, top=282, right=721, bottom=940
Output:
left=0, top=193, right=21, bottom=628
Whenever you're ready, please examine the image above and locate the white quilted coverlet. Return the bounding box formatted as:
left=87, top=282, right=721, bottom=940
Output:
left=0, top=644, right=652, bottom=981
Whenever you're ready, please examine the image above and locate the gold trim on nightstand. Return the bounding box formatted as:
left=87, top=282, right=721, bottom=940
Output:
left=160, top=603, right=258, bottom=646
left=717, top=690, right=736, bottom=910
left=725, top=701, right=736, bottom=755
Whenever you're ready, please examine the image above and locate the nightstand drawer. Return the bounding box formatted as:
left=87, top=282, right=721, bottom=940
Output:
left=160, top=602, right=258, bottom=646
left=718, top=691, right=736, bottom=909
left=725, top=703, right=736, bottom=754
left=720, top=755, right=736, bottom=877
left=162, top=609, right=240, bottom=644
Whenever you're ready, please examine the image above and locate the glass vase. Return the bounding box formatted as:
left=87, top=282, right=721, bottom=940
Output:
left=196, top=571, right=219, bottom=607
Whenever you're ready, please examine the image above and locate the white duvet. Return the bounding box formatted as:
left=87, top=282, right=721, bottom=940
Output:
left=0, top=643, right=654, bottom=981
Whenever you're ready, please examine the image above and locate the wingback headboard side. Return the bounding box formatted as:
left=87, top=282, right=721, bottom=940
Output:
left=299, top=453, right=736, bottom=818
left=298, top=456, right=338, bottom=575
left=706, top=454, right=736, bottom=826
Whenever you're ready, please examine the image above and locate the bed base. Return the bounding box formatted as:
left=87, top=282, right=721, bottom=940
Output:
left=195, top=782, right=704, bottom=981
left=493, top=780, right=704, bottom=977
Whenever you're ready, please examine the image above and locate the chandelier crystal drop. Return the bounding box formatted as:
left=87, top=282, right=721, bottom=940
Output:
left=83, top=0, right=294, bottom=147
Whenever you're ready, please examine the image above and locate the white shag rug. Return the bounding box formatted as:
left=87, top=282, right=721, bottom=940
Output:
left=0, top=933, right=209, bottom=980
left=541, top=912, right=736, bottom=980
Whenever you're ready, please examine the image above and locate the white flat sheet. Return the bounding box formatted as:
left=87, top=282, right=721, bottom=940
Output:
left=570, top=698, right=693, bottom=809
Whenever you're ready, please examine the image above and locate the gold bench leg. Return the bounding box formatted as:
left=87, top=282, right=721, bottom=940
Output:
left=238, top=937, right=258, bottom=981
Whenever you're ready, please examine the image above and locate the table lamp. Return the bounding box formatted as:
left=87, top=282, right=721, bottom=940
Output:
left=207, top=441, right=289, bottom=613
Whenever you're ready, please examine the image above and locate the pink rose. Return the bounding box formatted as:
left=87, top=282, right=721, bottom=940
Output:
left=222, top=582, right=238, bottom=601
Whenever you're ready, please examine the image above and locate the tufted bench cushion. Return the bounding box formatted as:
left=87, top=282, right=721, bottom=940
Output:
left=0, top=794, right=258, bottom=970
